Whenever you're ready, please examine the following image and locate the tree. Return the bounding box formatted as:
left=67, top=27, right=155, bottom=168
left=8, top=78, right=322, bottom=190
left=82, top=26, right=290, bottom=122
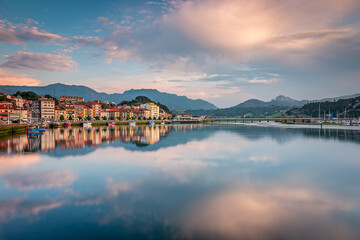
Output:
left=69, top=116, right=73, bottom=120
left=132, top=117, right=135, bottom=120
left=110, top=116, right=115, bottom=120
left=153, top=117, right=156, bottom=120
left=126, top=117, right=130, bottom=120
left=138, top=117, right=142, bottom=120
left=102, top=116, right=107, bottom=120
left=78, top=116, right=82, bottom=120
left=87, top=115, right=91, bottom=120
left=158, top=117, right=161, bottom=120
left=60, top=115, right=65, bottom=121
left=117, top=117, right=121, bottom=120
left=143, top=117, right=146, bottom=120
left=95, top=116, right=100, bottom=120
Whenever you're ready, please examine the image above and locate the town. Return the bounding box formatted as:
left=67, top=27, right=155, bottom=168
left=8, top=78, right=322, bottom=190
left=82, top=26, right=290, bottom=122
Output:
left=0, top=92, right=176, bottom=123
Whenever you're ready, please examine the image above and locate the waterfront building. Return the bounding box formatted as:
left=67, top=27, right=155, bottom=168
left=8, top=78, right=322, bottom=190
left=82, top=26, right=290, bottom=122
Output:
left=86, top=102, right=101, bottom=117
left=100, top=110, right=109, bottom=119
left=74, top=104, right=84, bottom=119
left=160, top=109, right=171, bottom=119
left=132, top=109, right=145, bottom=119
left=107, top=109, right=122, bottom=119
left=83, top=105, right=93, bottom=119
left=174, top=114, right=193, bottom=121
left=31, top=98, right=55, bottom=120
left=59, top=103, right=75, bottom=119
left=60, top=96, right=84, bottom=103
left=55, top=105, right=65, bottom=120
left=140, top=103, right=159, bottom=119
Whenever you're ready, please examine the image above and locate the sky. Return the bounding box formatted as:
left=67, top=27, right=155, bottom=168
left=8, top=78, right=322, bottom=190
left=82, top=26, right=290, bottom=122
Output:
left=0, top=0, right=359, bottom=108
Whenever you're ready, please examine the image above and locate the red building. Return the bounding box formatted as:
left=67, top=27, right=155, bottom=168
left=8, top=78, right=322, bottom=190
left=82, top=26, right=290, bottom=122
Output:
left=86, top=102, right=101, bottom=117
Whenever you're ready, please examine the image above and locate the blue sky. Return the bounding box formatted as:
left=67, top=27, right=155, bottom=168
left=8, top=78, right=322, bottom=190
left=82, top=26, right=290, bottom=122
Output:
left=0, top=0, right=360, bottom=107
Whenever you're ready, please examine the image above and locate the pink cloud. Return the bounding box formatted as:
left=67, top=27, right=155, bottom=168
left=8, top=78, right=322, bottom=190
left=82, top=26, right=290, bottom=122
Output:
left=170, top=0, right=359, bottom=55
left=96, top=17, right=109, bottom=23
left=0, top=69, right=41, bottom=86
left=0, top=19, right=62, bottom=45
left=1, top=51, right=77, bottom=72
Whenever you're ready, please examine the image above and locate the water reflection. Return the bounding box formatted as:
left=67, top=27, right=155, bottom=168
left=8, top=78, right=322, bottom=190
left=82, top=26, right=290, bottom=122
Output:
left=0, top=125, right=359, bottom=156
left=0, top=124, right=359, bottom=239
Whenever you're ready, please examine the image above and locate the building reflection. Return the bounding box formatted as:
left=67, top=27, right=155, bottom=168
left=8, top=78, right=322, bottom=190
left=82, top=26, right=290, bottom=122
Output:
left=0, top=125, right=195, bottom=154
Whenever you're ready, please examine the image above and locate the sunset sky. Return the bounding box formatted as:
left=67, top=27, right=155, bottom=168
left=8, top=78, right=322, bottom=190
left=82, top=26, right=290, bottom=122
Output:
left=0, top=0, right=360, bottom=107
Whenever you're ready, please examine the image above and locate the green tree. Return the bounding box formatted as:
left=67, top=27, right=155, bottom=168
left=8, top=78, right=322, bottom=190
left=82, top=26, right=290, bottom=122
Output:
left=78, top=116, right=82, bottom=120
left=143, top=117, right=146, bottom=120
left=110, top=116, right=115, bottom=120
left=132, top=117, right=135, bottom=120
left=69, top=116, right=73, bottom=120
left=117, top=117, right=121, bottom=120
left=138, top=117, right=142, bottom=120
left=158, top=117, right=161, bottom=120
left=102, top=116, right=107, bottom=120
left=60, top=115, right=65, bottom=121
left=95, top=116, right=100, bottom=120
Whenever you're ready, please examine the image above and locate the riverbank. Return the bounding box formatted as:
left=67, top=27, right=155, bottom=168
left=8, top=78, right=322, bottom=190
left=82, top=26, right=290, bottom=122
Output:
left=0, top=124, right=27, bottom=137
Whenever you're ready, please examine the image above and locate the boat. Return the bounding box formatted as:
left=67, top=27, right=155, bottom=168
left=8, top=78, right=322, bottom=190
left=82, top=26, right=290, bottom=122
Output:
left=83, top=122, right=92, bottom=128
left=129, top=121, right=136, bottom=127
left=147, top=121, right=155, bottom=126
left=107, top=122, right=116, bottom=127
left=64, top=123, right=71, bottom=128
left=26, top=124, right=39, bottom=136
left=160, top=121, right=165, bottom=125
left=38, top=123, right=47, bottom=132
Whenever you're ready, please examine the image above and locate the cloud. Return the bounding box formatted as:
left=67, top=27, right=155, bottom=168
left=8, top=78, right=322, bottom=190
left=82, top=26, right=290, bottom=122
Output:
left=96, top=17, right=109, bottom=23
left=171, top=0, right=359, bottom=54
left=4, top=169, right=77, bottom=190
left=1, top=52, right=77, bottom=72
left=0, top=19, right=62, bottom=45
left=0, top=69, right=41, bottom=86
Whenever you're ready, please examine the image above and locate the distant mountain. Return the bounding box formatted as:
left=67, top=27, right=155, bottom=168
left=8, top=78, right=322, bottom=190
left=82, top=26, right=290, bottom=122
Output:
left=183, top=93, right=360, bottom=118
left=233, top=95, right=309, bottom=108
left=314, top=93, right=360, bottom=103
left=287, top=96, right=360, bottom=118
left=0, top=83, right=217, bottom=111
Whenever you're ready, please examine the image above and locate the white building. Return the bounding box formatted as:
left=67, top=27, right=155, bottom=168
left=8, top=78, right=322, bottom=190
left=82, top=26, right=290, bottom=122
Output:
left=140, top=103, right=159, bottom=119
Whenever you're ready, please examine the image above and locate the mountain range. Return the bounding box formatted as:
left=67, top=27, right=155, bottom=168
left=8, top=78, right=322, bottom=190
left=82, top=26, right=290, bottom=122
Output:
left=0, top=83, right=358, bottom=113
left=0, top=83, right=217, bottom=111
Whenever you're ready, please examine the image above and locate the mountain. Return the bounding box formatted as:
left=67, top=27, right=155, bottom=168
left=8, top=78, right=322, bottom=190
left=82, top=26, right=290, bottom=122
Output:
left=182, top=93, right=360, bottom=118
left=0, top=83, right=217, bottom=111
left=233, top=95, right=309, bottom=108
left=287, top=96, right=360, bottom=118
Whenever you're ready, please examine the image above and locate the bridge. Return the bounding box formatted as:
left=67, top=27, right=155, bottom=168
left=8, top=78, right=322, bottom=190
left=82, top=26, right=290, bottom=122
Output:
left=203, top=117, right=314, bottom=123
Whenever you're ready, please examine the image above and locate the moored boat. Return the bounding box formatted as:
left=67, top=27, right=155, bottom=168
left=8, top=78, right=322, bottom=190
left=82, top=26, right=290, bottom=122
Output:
left=147, top=121, right=155, bottom=126
left=64, top=123, right=71, bottom=128
left=129, top=121, right=136, bottom=127
left=107, top=122, right=116, bottom=127
left=83, top=122, right=92, bottom=128
left=39, top=124, right=47, bottom=132
left=26, top=124, right=39, bottom=136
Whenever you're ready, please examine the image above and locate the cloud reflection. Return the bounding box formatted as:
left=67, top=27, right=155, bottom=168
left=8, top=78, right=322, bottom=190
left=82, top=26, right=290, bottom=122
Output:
left=0, top=197, right=63, bottom=222
left=180, top=186, right=357, bottom=239
left=4, top=169, right=76, bottom=190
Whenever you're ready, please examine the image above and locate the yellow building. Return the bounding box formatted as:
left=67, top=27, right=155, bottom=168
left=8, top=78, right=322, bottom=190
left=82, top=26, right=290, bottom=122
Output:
left=83, top=105, right=93, bottom=119
left=140, top=103, right=159, bottom=119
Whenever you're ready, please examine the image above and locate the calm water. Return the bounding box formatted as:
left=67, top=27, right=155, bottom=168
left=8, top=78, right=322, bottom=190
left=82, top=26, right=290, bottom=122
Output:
left=0, top=124, right=360, bottom=240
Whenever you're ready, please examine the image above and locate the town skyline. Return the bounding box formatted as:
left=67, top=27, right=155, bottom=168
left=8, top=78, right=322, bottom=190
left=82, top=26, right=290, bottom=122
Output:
left=1, top=0, right=360, bottom=108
